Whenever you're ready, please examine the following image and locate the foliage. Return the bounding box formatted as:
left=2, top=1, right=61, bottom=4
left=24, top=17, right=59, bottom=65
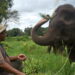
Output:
left=7, top=28, right=24, bottom=36
left=39, top=13, right=51, bottom=20
left=6, top=26, right=48, bottom=37
left=5, top=36, right=30, bottom=42
left=0, top=0, right=18, bottom=24
left=24, top=27, right=48, bottom=36
left=36, top=27, right=48, bottom=35
left=2, top=36, right=75, bottom=75
left=24, top=27, right=32, bottom=36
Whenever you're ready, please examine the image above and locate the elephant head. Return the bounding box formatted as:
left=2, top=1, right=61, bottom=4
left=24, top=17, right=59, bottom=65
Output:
left=31, top=4, right=75, bottom=46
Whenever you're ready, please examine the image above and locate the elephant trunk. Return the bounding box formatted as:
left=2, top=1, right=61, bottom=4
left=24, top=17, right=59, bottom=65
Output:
left=31, top=18, right=55, bottom=46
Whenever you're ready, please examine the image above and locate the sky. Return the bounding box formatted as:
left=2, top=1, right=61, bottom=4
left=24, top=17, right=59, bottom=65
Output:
left=7, top=0, right=75, bottom=31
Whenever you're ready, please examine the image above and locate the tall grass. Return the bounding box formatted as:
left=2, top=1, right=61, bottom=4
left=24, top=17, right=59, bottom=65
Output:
left=2, top=36, right=75, bottom=75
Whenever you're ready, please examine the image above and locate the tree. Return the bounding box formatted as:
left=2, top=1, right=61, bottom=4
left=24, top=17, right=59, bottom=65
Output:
left=24, top=27, right=48, bottom=36
left=0, top=0, right=18, bottom=24
left=7, top=28, right=24, bottom=37
left=24, top=27, right=32, bottom=36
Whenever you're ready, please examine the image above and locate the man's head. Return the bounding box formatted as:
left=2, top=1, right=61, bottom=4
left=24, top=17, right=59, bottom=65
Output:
left=0, top=25, right=7, bottom=41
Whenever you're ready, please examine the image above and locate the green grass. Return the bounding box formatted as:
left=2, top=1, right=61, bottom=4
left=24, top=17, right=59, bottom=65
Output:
left=2, top=36, right=75, bottom=75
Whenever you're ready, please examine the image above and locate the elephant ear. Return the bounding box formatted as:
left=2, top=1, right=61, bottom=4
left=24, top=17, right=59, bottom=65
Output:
left=63, top=10, right=75, bottom=22
left=55, top=4, right=75, bottom=22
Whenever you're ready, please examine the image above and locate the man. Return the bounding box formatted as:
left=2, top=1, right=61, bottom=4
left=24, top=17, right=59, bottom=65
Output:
left=0, top=25, right=27, bottom=75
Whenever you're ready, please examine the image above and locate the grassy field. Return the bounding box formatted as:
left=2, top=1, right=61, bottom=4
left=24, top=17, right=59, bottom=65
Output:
left=2, top=36, right=75, bottom=75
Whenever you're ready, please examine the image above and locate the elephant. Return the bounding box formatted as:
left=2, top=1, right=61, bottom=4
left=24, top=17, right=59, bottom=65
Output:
left=31, top=4, right=75, bottom=63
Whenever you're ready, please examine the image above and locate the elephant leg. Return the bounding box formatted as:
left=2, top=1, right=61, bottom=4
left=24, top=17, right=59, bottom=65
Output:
left=68, top=46, right=75, bottom=63
left=58, top=46, right=64, bottom=54
left=47, top=46, right=57, bottom=54
left=47, top=46, right=52, bottom=53
left=53, top=46, right=58, bottom=54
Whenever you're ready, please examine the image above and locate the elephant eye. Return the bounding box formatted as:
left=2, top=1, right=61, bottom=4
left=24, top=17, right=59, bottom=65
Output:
left=62, top=11, right=75, bottom=21
left=64, top=14, right=74, bottom=21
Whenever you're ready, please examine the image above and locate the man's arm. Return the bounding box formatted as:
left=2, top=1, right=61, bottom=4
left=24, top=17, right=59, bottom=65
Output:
left=9, top=56, right=18, bottom=61
left=9, top=54, right=27, bottom=61
left=0, top=62, right=25, bottom=75
left=0, top=50, right=25, bottom=75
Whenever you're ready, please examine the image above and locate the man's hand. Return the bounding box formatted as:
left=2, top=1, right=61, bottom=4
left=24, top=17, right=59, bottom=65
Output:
left=17, top=54, right=27, bottom=61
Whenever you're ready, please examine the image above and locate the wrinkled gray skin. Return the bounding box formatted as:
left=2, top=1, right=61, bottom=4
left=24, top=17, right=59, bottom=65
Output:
left=31, top=4, right=75, bottom=63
